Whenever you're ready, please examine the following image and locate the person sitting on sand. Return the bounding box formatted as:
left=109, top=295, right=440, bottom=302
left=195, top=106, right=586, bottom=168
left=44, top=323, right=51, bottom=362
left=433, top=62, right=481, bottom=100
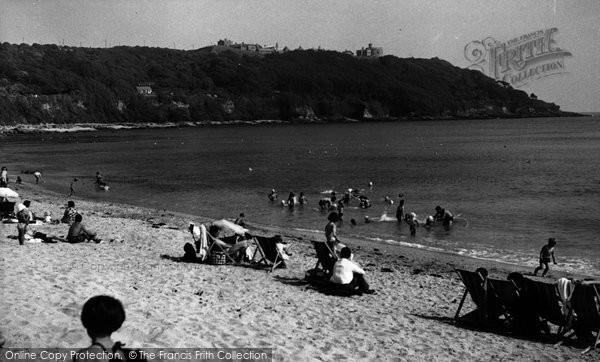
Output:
left=67, top=214, right=102, bottom=243
left=330, top=247, right=375, bottom=294
left=22, top=200, right=46, bottom=222
left=234, top=213, right=246, bottom=227
left=61, top=200, right=78, bottom=225
left=434, top=205, right=454, bottom=226
left=533, top=238, right=557, bottom=277
left=74, top=295, right=147, bottom=362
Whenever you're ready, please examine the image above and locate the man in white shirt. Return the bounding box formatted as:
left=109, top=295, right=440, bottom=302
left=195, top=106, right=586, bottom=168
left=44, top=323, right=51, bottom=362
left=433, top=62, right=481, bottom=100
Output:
left=330, top=247, right=375, bottom=294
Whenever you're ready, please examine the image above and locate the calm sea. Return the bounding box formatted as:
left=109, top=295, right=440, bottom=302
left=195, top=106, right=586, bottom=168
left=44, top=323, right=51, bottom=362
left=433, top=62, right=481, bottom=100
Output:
left=2, top=117, right=599, bottom=276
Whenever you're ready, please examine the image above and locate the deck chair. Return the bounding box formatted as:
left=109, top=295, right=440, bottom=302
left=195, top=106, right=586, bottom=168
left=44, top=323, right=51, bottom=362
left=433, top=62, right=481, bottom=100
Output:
left=252, top=235, right=287, bottom=272
left=488, top=278, right=521, bottom=326
left=0, top=201, right=15, bottom=219
left=454, top=269, right=500, bottom=326
left=524, top=278, right=570, bottom=338
left=311, top=240, right=337, bottom=276
left=206, top=232, right=247, bottom=264
left=568, top=282, right=600, bottom=354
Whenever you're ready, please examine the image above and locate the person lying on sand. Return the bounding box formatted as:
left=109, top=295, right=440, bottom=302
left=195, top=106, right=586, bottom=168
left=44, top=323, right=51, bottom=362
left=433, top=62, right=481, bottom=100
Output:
left=74, top=295, right=147, bottom=362
left=67, top=214, right=102, bottom=243
left=330, top=247, right=375, bottom=294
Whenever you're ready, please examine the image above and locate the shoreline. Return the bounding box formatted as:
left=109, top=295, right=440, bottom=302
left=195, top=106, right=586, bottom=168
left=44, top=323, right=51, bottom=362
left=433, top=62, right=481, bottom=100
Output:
left=13, top=182, right=596, bottom=281
left=2, top=185, right=598, bottom=360
left=0, top=112, right=588, bottom=136
left=8, top=182, right=596, bottom=282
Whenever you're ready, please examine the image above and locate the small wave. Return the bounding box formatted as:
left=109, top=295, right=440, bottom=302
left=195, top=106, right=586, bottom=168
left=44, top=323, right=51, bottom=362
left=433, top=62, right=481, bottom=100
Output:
left=374, top=212, right=397, bottom=222
left=365, top=236, right=446, bottom=253
left=320, top=189, right=335, bottom=194
left=292, top=227, right=323, bottom=234
left=361, top=234, right=599, bottom=277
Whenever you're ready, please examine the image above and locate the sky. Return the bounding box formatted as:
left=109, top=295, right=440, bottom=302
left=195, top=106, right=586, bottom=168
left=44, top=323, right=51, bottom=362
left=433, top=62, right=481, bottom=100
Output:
left=1, top=0, right=599, bottom=112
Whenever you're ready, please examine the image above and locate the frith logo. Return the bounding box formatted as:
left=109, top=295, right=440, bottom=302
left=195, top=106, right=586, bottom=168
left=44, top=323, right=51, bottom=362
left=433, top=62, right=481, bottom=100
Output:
left=464, top=28, right=572, bottom=87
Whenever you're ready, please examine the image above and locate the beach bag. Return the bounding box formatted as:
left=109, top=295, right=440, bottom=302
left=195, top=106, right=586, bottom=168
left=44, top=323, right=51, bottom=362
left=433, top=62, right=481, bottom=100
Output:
left=209, top=251, right=227, bottom=265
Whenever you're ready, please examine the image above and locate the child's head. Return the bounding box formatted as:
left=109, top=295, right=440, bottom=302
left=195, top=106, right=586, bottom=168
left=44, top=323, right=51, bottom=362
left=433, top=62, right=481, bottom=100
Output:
left=475, top=267, right=488, bottom=278
left=81, top=295, right=125, bottom=338
left=75, top=214, right=83, bottom=223
left=548, top=237, right=556, bottom=246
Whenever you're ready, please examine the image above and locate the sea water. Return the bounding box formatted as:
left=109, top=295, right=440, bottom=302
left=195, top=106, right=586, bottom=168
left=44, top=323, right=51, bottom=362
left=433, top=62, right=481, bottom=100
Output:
left=2, top=117, right=599, bottom=276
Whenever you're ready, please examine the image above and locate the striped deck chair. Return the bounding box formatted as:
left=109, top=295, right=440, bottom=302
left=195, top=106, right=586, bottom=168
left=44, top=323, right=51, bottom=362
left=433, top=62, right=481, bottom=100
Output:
left=206, top=232, right=248, bottom=264
left=252, top=235, right=287, bottom=272
left=568, top=282, right=600, bottom=354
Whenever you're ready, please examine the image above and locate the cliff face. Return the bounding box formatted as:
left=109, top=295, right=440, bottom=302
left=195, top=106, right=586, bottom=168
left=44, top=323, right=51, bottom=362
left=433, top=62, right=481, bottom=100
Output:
left=0, top=43, right=564, bottom=125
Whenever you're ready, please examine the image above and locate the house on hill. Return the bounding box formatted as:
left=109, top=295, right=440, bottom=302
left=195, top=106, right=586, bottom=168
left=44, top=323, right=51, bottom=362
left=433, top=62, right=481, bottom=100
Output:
left=136, top=84, right=153, bottom=96
left=356, top=43, right=383, bottom=58
left=215, top=39, right=280, bottom=55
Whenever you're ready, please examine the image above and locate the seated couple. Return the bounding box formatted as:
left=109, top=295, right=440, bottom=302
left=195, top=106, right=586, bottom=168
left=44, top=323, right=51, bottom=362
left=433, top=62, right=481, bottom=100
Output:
left=330, top=247, right=375, bottom=294
left=67, top=214, right=102, bottom=243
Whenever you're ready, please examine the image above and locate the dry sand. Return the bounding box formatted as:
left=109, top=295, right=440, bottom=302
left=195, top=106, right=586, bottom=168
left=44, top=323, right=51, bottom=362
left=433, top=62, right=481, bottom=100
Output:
left=1, top=184, right=597, bottom=361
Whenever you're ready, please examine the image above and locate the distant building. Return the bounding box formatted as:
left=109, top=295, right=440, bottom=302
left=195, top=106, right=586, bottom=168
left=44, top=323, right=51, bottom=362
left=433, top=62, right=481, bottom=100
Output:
left=216, top=39, right=281, bottom=55
left=217, top=38, right=233, bottom=46
left=356, top=43, right=383, bottom=58
left=136, top=85, right=153, bottom=96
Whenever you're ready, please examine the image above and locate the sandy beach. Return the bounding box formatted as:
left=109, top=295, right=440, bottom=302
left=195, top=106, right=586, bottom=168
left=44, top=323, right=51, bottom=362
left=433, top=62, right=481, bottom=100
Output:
left=1, top=183, right=597, bottom=361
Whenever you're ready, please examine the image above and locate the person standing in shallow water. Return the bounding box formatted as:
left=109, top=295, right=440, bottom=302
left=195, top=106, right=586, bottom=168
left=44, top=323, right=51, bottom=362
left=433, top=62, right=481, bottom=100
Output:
left=69, top=177, right=78, bottom=197
left=396, top=199, right=405, bottom=223
left=533, top=238, right=558, bottom=277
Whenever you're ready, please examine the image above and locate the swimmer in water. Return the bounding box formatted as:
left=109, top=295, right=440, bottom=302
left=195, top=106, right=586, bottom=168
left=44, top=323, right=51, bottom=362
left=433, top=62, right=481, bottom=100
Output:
left=404, top=212, right=419, bottom=236
left=299, top=192, right=308, bottom=204
left=434, top=206, right=454, bottom=226
left=268, top=189, right=278, bottom=201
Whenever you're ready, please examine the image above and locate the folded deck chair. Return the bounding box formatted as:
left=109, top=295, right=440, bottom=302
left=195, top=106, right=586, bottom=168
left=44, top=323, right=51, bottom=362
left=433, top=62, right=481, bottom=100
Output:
left=252, top=235, right=287, bottom=272
left=454, top=269, right=499, bottom=326
left=206, top=232, right=248, bottom=264
left=568, top=282, right=600, bottom=354
left=524, top=278, right=569, bottom=338
left=311, top=240, right=338, bottom=276
left=488, top=278, right=521, bottom=325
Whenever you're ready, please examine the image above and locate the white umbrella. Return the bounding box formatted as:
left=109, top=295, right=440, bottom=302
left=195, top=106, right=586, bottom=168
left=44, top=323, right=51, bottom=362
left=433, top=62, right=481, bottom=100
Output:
left=0, top=187, right=19, bottom=199
left=211, top=219, right=248, bottom=235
